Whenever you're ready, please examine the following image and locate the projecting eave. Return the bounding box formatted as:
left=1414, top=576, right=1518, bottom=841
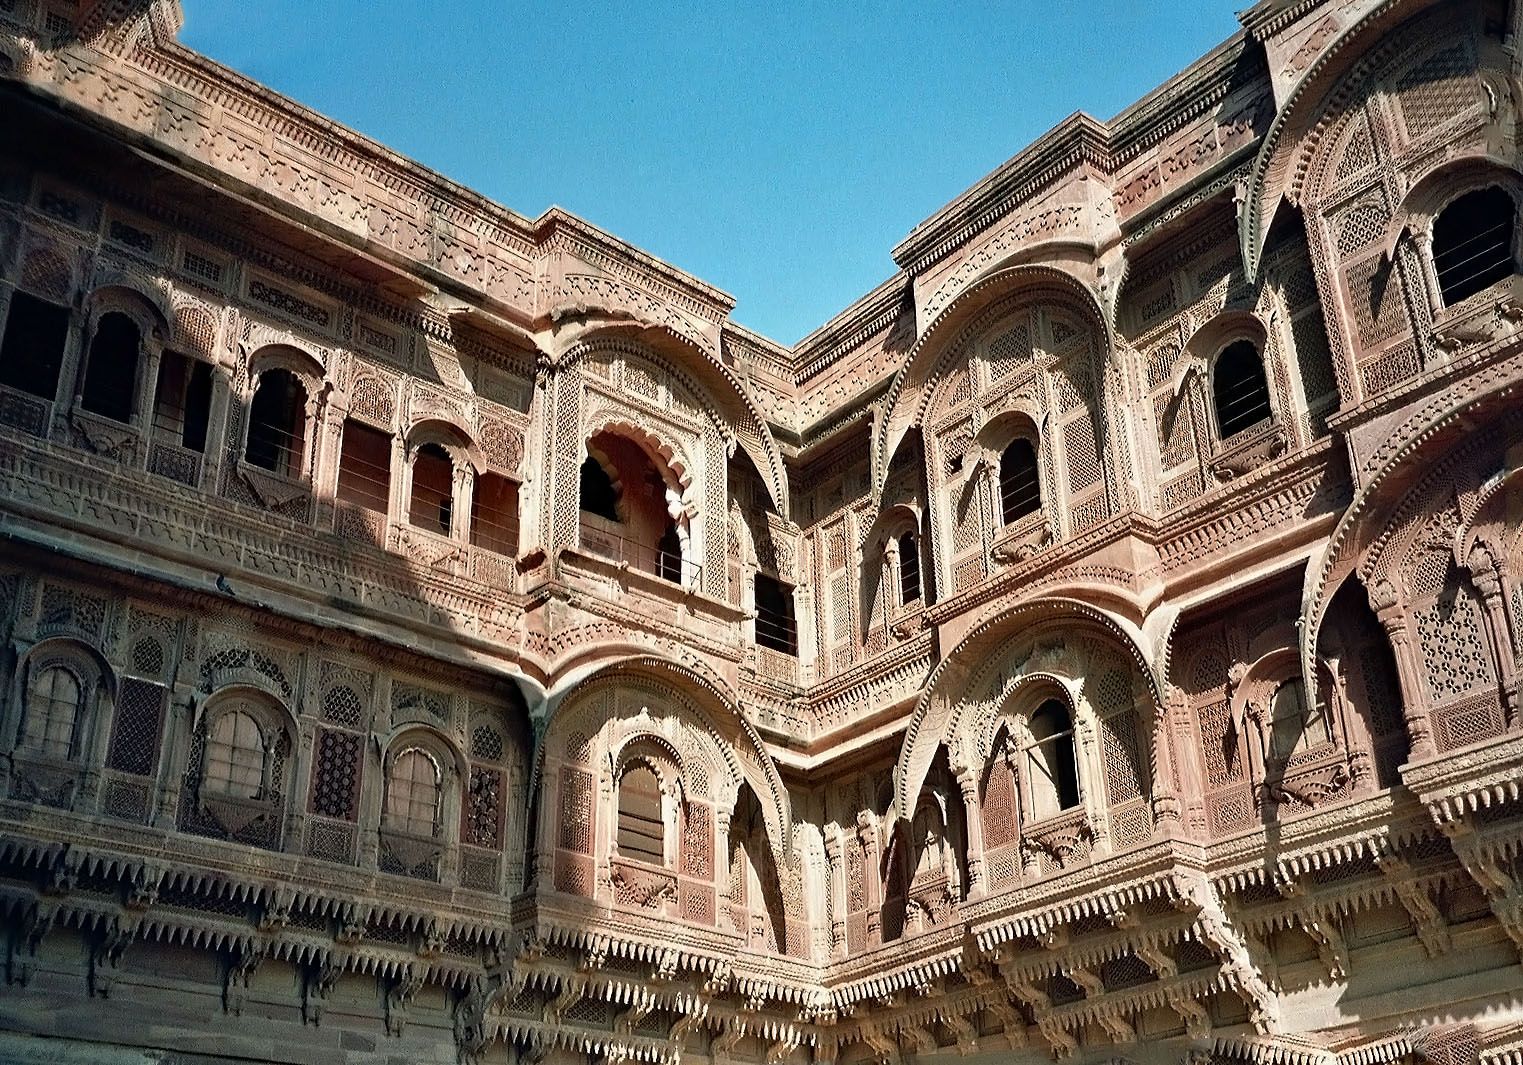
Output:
left=890, top=24, right=1261, bottom=280
left=792, top=271, right=910, bottom=383
left=531, top=206, right=738, bottom=324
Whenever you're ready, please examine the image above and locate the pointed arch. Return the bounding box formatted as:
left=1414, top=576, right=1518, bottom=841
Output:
left=874, top=263, right=1112, bottom=494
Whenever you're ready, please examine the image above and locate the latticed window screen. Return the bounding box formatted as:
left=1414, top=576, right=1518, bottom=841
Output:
left=21, top=665, right=83, bottom=759
left=465, top=766, right=503, bottom=848
left=559, top=768, right=593, bottom=853
left=204, top=710, right=265, bottom=798
left=106, top=677, right=166, bottom=777
left=310, top=727, right=363, bottom=820
left=386, top=749, right=441, bottom=836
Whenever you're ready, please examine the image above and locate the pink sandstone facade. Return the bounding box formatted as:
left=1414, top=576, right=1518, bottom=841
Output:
left=0, top=1, right=1521, bottom=1064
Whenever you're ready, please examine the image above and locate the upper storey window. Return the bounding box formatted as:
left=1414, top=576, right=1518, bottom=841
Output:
left=408, top=443, right=454, bottom=535
left=0, top=292, right=69, bottom=401
left=386, top=747, right=442, bottom=837
left=615, top=763, right=665, bottom=865
left=245, top=368, right=307, bottom=477
left=1433, top=187, right=1517, bottom=306
left=79, top=312, right=140, bottom=423
left=20, top=665, right=83, bottom=760
left=152, top=353, right=212, bottom=452
left=336, top=419, right=392, bottom=513
left=1028, top=699, right=1080, bottom=820
left=1268, top=679, right=1331, bottom=762
left=998, top=439, right=1041, bottom=525
left=898, top=531, right=921, bottom=605
left=754, top=574, right=798, bottom=656
left=204, top=709, right=266, bottom=799
left=1212, top=340, right=1272, bottom=437
left=580, top=454, right=620, bottom=521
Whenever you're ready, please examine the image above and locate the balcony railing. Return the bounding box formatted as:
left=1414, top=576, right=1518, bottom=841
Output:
left=577, top=522, right=701, bottom=588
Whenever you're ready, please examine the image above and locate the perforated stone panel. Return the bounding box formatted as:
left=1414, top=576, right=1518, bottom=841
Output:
left=106, top=677, right=165, bottom=777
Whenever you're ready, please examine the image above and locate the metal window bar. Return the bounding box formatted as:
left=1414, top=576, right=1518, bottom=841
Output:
left=577, top=523, right=700, bottom=587
left=754, top=605, right=797, bottom=655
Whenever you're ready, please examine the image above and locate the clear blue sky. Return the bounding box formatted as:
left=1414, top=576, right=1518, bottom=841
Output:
left=180, top=2, right=1242, bottom=346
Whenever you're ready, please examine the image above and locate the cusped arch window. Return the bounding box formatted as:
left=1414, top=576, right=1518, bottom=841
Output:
left=1212, top=340, right=1273, bottom=438
left=386, top=747, right=443, bottom=838
left=79, top=312, right=141, bottom=424
left=203, top=709, right=267, bottom=799
left=245, top=368, right=308, bottom=477
left=19, top=664, right=85, bottom=760
left=998, top=438, right=1041, bottom=525
left=897, top=531, right=922, bottom=605
left=1267, top=678, right=1332, bottom=763
left=615, top=762, right=666, bottom=866
left=1027, top=699, right=1081, bottom=821
left=408, top=443, right=455, bottom=535
left=1433, top=186, right=1518, bottom=306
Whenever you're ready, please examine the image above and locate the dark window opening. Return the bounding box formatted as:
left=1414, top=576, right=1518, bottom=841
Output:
left=898, top=532, right=921, bottom=605
left=754, top=574, right=797, bottom=656
left=656, top=520, right=682, bottom=583
left=1434, top=187, right=1517, bottom=306
left=409, top=443, right=454, bottom=535
left=580, top=454, right=619, bottom=521
left=153, top=352, right=212, bottom=451
left=616, top=764, right=665, bottom=866
left=79, top=312, right=140, bottom=423
left=1029, top=699, right=1080, bottom=815
left=336, top=419, right=392, bottom=513
left=472, top=471, right=520, bottom=556
left=1213, top=340, right=1273, bottom=437
left=0, top=292, right=70, bottom=400
left=245, top=368, right=307, bottom=477
left=999, top=438, right=1041, bottom=525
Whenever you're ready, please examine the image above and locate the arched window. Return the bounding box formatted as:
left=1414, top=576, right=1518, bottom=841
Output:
left=1027, top=699, right=1080, bottom=820
left=656, top=519, right=682, bottom=583
left=203, top=710, right=266, bottom=799
left=152, top=353, right=213, bottom=452
left=999, top=438, right=1041, bottom=525
left=386, top=748, right=442, bottom=837
left=0, top=292, right=70, bottom=400
left=1212, top=340, right=1272, bottom=437
left=580, top=454, right=619, bottom=521
left=1433, top=186, right=1517, bottom=306
left=408, top=443, right=454, bottom=535
left=245, top=368, right=307, bottom=477
left=898, top=531, right=921, bottom=605
left=1268, top=679, right=1331, bottom=762
left=911, top=799, right=945, bottom=881
left=616, top=763, right=665, bottom=865
left=79, top=312, right=140, bottom=423
left=19, top=665, right=83, bottom=760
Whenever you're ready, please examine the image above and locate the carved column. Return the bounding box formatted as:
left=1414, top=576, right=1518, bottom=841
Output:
left=823, top=825, right=847, bottom=959
left=1145, top=685, right=1181, bottom=827
left=453, top=463, right=474, bottom=546
left=856, top=814, right=881, bottom=947
left=312, top=395, right=345, bottom=529
left=955, top=768, right=986, bottom=899
left=1369, top=580, right=1435, bottom=758
left=1466, top=544, right=1520, bottom=727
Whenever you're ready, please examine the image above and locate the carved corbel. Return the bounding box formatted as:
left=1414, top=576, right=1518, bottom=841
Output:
left=1172, top=873, right=1280, bottom=1033
left=860, top=1029, right=903, bottom=1065
left=1136, top=940, right=1178, bottom=978
left=259, top=883, right=294, bottom=932
left=1096, top=1010, right=1138, bottom=1044
left=1037, top=1017, right=1080, bottom=1059
left=544, top=973, right=587, bottom=1024
left=304, top=958, right=343, bottom=1025
left=1167, top=990, right=1212, bottom=1039
left=767, top=1030, right=803, bottom=1065
left=1442, top=818, right=1523, bottom=954
left=222, top=941, right=262, bottom=1015
left=386, top=968, right=425, bottom=1036
left=944, top=1012, right=979, bottom=1054
left=1375, top=848, right=1451, bottom=957
left=1067, top=966, right=1105, bottom=997
left=455, top=977, right=499, bottom=1065
left=615, top=988, right=655, bottom=1034
left=90, top=916, right=136, bottom=999
left=1299, top=911, right=1349, bottom=981
left=983, top=997, right=1028, bottom=1047
left=669, top=997, right=709, bottom=1049
left=713, top=1015, right=750, bottom=1058
left=8, top=900, right=55, bottom=987
left=899, top=1023, right=937, bottom=1057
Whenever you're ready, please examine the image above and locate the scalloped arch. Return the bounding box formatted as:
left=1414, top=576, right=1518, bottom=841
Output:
left=536, top=654, right=792, bottom=855
left=893, top=595, right=1158, bottom=822
left=1240, top=0, right=1451, bottom=282
left=584, top=412, right=694, bottom=493
left=874, top=263, right=1111, bottom=494
left=564, top=330, right=789, bottom=520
